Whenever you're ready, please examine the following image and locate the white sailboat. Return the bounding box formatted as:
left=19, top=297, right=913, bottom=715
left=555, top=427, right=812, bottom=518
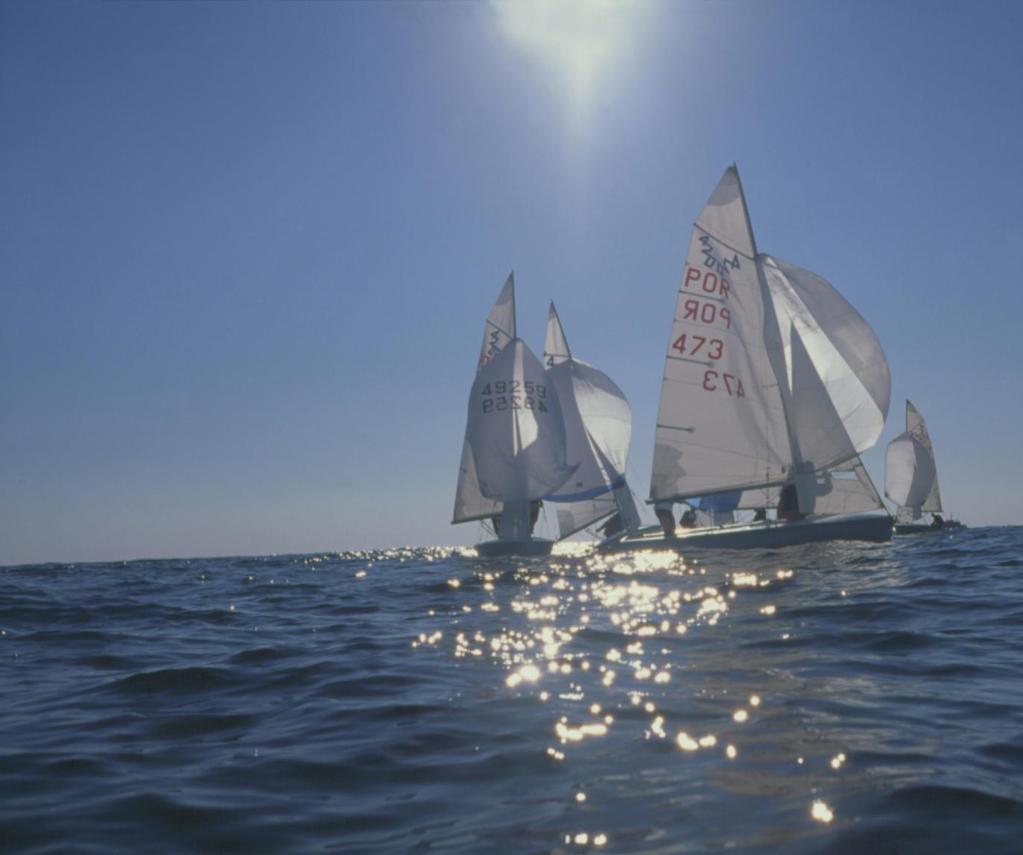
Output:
left=604, top=166, right=893, bottom=551
left=452, top=274, right=575, bottom=556
left=885, top=400, right=957, bottom=533
left=542, top=303, right=642, bottom=540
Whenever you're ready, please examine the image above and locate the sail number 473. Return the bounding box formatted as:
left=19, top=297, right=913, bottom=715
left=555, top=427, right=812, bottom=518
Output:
left=703, top=370, right=745, bottom=397
left=672, top=333, right=723, bottom=360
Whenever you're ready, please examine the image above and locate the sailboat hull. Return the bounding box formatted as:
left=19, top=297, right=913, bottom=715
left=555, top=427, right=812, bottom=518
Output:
left=894, top=519, right=964, bottom=535
left=600, top=512, right=892, bottom=552
left=475, top=538, right=554, bottom=558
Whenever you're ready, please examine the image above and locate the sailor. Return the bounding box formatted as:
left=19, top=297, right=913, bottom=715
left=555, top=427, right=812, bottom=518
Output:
left=753, top=508, right=767, bottom=522
left=679, top=508, right=697, bottom=528
left=931, top=514, right=945, bottom=529
left=529, top=499, right=542, bottom=534
left=777, top=483, right=804, bottom=522
left=654, top=500, right=676, bottom=538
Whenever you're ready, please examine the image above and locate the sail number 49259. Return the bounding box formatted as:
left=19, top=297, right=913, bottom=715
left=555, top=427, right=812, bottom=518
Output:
left=480, top=381, right=548, bottom=414
left=703, top=370, right=745, bottom=397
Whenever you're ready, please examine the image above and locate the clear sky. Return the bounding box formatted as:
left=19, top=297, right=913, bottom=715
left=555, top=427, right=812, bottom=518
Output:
left=2, top=0, right=1022, bottom=565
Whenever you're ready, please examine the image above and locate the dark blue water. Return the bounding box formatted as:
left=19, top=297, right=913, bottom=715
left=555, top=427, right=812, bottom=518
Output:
left=2, top=528, right=1023, bottom=853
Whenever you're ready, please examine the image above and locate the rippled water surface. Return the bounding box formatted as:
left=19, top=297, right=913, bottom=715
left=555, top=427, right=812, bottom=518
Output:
left=3, top=527, right=1023, bottom=853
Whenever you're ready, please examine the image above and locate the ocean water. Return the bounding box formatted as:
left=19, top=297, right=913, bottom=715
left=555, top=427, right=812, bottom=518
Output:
left=2, top=528, right=1023, bottom=854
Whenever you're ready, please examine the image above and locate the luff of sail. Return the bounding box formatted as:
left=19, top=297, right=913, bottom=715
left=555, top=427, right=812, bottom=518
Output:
left=453, top=274, right=517, bottom=524
left=651, top=166, right=792, bottom=502
left=544, top=303, right=637, bottom=538
left=466, top=339, right=574, bottom=502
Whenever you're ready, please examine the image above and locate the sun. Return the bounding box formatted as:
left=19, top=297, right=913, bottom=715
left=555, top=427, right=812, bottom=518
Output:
left=495, top=0, right=644, bottom=128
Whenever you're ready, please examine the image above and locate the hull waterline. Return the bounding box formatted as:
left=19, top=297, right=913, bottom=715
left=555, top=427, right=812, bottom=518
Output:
left=600, top=512, right=893, bottom=552
left=475, top=538, right=554, bottom=558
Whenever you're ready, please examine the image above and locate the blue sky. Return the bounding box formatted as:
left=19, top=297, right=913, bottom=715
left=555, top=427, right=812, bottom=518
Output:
left=2, top=0, right=1021, bottom=564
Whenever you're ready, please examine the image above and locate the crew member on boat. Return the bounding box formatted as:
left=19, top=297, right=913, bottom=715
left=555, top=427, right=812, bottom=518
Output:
left=777, top=483, right=805, bottom=522
left=654, top=501, right=676, bottom=538
left=679, top=507, right=697, bottom=528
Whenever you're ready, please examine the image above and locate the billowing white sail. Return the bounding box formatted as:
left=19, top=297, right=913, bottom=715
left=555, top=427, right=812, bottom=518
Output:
left=466, top=339, right=574, bottom=502
left=761, top=255, right=891, bottom=468
left=906, top=400, right=942, bottom=513
left=885, top=400, right=941, bottom=515
left=544, top=304, right=637, bottom=538
left=651, top=166, right=792, bottom=502
left=453, top=274, right=516, bottom=524
left=651, top=166, right=891, bottom=518
left=885, top=434, right=936, bottom=510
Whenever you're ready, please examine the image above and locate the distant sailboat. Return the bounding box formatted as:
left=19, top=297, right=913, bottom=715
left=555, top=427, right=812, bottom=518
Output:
left=452, top=274, right=575, bottom=556
left=885, top=400, right=958, bottom=534
left=604, top=166, right=892, bottom=551
left=542, top=303, right=641, bottom=540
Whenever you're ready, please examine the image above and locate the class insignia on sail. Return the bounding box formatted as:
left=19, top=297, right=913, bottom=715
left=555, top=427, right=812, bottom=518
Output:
left=606, top=165, right=894, bottom=551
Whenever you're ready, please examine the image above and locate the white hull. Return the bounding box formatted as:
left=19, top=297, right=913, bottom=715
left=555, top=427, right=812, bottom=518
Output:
left=475, top=538, right=554, bottom=558
left=600, top=512, right=892, bottom=552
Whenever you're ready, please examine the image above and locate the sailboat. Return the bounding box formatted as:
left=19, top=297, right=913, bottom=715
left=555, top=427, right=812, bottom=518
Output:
left=603, top=166, right=893, bottom=551
left=452, top=274, right=575, bottom=557
left=542, top=303, right=642, bottom=540
left=885, top=400, right=958, bottom=534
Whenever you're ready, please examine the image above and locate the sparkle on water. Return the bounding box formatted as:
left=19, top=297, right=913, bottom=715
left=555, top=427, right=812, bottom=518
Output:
left=411, top=545, right=848, bottom=848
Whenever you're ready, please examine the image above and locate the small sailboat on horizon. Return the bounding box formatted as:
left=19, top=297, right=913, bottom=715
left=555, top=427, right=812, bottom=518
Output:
left=603, top=165, right=893, bottom=551
left=885, top=400, right=961, bottom=534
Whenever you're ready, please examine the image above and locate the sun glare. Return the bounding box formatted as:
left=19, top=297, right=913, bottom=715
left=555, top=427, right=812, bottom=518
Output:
left=495, top=0, right=643, bottom=128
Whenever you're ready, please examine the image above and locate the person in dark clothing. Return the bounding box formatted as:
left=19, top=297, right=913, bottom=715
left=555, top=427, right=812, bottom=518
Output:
left=530, top=500, right=542, bottom=533
left=777, top=483, right=804, bottom=522
left=654, top=501, right=676, bottom=537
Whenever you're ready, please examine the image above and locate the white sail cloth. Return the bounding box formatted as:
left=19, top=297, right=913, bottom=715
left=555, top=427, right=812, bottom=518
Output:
left=906, top=400, right=942, bottom=513
left=885, top=433, right=936, bottom=510
left=885, top=400, right=941, bottom=513
left=544, top=304, right=635, bottom=538
left=650, top=166, right=891, bottom=508
left=466, top=339, right=574, bottom=502
left=453, top=274, right=516, bottom=524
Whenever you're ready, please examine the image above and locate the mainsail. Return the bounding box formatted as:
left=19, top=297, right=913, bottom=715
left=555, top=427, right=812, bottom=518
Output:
left=452, top=274, right=517, bottom=523
left=543, top=303, right=638, bottom=538
left=650, top=166, right=891, bottom=514
left=885, top=400, right=941, bottom=518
